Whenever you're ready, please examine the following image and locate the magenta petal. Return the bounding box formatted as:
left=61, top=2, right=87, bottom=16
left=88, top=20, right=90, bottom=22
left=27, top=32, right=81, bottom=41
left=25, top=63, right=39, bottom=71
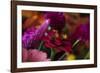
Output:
left=22, top=48, right=28, bottom=62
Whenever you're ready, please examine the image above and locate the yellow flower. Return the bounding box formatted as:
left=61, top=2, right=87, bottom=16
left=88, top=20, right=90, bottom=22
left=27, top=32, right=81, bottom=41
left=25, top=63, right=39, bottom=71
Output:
left=67, top=54, right=76, bottom=60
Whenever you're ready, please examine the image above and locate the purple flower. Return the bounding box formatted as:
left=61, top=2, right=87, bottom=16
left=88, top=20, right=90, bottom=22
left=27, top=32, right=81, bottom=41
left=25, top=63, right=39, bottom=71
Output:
left=34, top=19, right=50, bottom=40
left=22, top=19, right=50, bottom=49
left=44, top=12, right=66, bottom=31
left=70, top=23, right=90, bottom=44
left=22, top=26, right=36, bottom=49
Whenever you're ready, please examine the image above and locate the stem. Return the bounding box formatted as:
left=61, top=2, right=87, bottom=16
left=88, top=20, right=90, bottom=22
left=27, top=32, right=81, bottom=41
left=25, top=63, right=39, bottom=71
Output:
left=50, top=48, right=53, bottom=59
left=72, top=39, right=80, bottom=48
left=38, top=41, right=44, bottom=50
left=58, top=53, right=66, bottom=60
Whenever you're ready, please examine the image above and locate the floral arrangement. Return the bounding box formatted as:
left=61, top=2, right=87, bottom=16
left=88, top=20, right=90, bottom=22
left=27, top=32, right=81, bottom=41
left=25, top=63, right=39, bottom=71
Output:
left=22, top=11, right=90, bottom=62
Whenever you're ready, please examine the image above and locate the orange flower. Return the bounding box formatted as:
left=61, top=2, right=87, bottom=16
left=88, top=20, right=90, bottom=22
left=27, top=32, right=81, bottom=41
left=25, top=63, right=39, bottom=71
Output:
left=22, top=11, right=45, bottom=30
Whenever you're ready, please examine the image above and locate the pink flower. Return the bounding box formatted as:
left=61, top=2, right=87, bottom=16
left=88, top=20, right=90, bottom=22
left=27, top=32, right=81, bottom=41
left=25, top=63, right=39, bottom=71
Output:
left=22, top=49, right=50, bottom=62
left=28, top=49, right=50, bottom=62
left=22, top=48, right=28, bottom=62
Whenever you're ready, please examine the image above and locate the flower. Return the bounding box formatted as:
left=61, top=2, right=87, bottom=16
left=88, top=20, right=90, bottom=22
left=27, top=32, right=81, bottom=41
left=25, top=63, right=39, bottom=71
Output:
left=22, top=26, right=37, bottom=49
left=66, top=54, right=76, bottom=60
left=22, top=49, right=50, bottom=62
left=71, top=23, right=90, bottom=42
left=28, top=49, right=50, bottom=62
left=44, top=12, right=66, bottom=31
left=22, top=48, right=28, bottom=62
left=34, top=19, right=50, bottom=40
left=22, top=11, right=45, bottom=30
left=22, top=19, right=50, bottom=49
left=42, top=30, right=72, bottom=53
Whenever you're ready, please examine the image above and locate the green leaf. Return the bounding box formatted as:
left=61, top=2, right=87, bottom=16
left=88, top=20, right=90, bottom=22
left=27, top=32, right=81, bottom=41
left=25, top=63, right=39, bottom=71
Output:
left=40, top=46, right=56, bottom=59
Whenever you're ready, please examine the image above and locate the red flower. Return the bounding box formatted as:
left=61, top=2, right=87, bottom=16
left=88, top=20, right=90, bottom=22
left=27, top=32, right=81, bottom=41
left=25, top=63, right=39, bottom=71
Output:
left=42, top=30, right=72, bottom=53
